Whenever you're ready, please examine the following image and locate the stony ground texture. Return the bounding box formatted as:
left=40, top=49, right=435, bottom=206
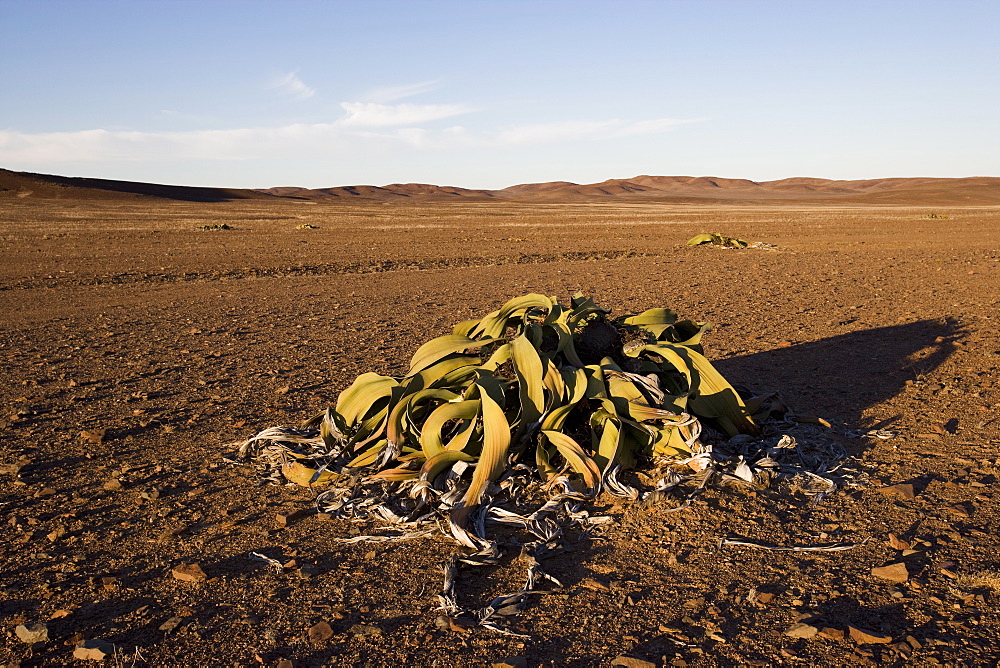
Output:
left=1, top=198, right=999, bottom=667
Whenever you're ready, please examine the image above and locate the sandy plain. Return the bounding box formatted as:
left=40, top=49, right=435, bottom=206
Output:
left=1, top=194, right=999, bottom=667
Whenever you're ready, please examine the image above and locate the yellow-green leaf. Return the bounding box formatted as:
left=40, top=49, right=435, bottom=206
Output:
left=407, top=335, right=497, bottom=377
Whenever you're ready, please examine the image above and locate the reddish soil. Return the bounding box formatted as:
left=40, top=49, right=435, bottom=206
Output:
left=1, top=177, right=999, bottom=667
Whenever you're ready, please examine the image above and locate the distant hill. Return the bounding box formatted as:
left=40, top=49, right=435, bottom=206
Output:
left=0, top=168, right=276, bottom=203
left=264, top=175, right=1000, bottom=205
left=496, top=175, right=1000, bottom=204
left=258, top=183, right=499, bottom=201
left=3, top=168, right=998, bottom=205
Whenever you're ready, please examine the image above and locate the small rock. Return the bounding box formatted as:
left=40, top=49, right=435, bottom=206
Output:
left=887, top=533, right=911, bottom=550
left=73, top=639, right=115, bottom=661
left=611, top=656, right=656, bottom=668
left=275, top=508, right=310, bottom=528
left=103, top=478, right=123, bottom=491
left=756, top=592, right=775, bottom=604
left=492, top=657, right=528, bottom=668
left=871, top=562, right=909, bottom=583
left=348, top=623, right=382, bottom=637
left=448, top=616, right=474, bottom=634
left=819, top=627, right=845, bottom=640
left=849, top=626, right=893, bottom=645
left=159, top=616, right=185, bottom=632
left=785, top=623, right=819, bottom=639
left=434, top=615, right=451, bottom=631
left=299, top=564, right=321, bottom=578
left=171, top=562, right=208, bottom=583
left=276, top=660, right=294, bottom=668
left=307, top=621, right=334, bottom=643
left=80, top=429, right=107, bottom=444
left=877, top=483, right=916, bottom=500
left=0, top=460, right=26, bottom=476
left=579, top=577, right=609, bottom=592
left=15, top=622, right=49, bottom=644
left=948, top=503, right=972, bottom=517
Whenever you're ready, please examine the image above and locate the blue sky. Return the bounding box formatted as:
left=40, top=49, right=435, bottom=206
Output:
left=1, top=0, right=997, bottom=188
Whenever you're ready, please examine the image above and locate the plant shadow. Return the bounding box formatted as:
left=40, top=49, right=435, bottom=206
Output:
left=712, top=318, right=961, bottom=432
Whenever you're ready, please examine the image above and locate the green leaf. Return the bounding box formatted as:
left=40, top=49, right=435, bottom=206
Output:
left=594, top=417, right=621, bottom=471
left=415, top=355, right=482, bottom=387
left=346, top=440, right=386, bottom=468
left=407, top=335, right=497, bottom=377
left=335, top=373, right=399, bottom=426
left=511, top=334, right=545, bottom=427
left=419, top=399, right=481, bottom=458
left=386, top=389, right=459, bottom=447
left=653, top=343, right=757, bottom=436
left=541, top=430, right=601, bottom=491
left=420, top=450, right=476, bottom=482
left=454, top=386, right=511, bottom=526
left=623, top=308, right=677, bottom=327
left=471, top=294, right=555, bottom=339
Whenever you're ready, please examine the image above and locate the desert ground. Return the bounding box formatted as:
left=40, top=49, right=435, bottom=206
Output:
left=1, top=186, right=999, bottom=667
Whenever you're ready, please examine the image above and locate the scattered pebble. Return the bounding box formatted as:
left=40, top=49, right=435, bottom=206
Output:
left=275, top=508, right=310, bottom=528
left=73, top=639, right=115, bottom=661
left=15, top=622, right=49, bottom=644
left=887, top=533, right=911, bottom=550
left=171, top=562, right=208, bottom=583
left=610, top=656, right=657, bottom=668
left=492, top=657, right=528, bottom=668
left=80, top=429, right=107, bottom=444
left=877, top=483, right=916, bottom=500
left=848, top=626, right=894, bottom=645
left=785, top=623, right=819, bottom=639
left=348, top=623, right=382, bottom=637
left=159, top=616, right=185, bottom=633
left=307, top=621, right=334, bottom=643
left=871, top=562, right=909, bottom=583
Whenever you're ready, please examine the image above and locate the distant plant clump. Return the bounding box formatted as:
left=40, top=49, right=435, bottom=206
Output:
left=686, top=233, right=778, bottom=251
left=195, top=223, right=232, bottom=230
left=295, top=223, right=320, bottom=229
left=686, top=232, right=749, bottom=248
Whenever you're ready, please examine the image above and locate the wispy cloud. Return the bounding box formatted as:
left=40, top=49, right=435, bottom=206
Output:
left=0, top=103, right=699, bottom=165
left=362, top=80, right=440, bottom=103
left=338, top=102, right=474, bottom=127
left=271, top=71, right=316, bottom=99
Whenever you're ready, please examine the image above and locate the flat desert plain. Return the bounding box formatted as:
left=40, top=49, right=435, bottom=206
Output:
left=1, top=191, right=999, bottom=667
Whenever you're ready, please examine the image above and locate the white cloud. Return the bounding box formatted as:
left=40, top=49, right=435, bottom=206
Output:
left=271, top=71, right=316, bottom=99
left=362, top=80, right=440, bottom=103
left=338, top=102, right=473, bottom=127
left=0, top=104, right=698, bottom=165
